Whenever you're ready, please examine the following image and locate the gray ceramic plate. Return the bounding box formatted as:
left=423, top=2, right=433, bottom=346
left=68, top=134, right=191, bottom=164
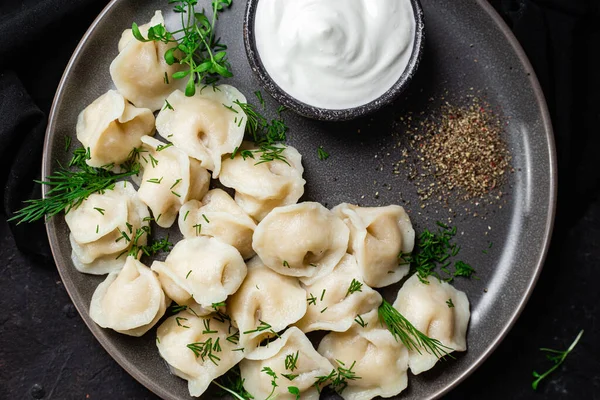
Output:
left=43, top=0, right=556, bottom=399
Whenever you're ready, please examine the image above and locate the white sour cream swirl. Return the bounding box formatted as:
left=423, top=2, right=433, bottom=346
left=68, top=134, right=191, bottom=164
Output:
left=254, top=0, right=416, bottom=110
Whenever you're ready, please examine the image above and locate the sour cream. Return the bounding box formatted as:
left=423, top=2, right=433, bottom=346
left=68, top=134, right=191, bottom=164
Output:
left=254, top=0, right=416, bottom=110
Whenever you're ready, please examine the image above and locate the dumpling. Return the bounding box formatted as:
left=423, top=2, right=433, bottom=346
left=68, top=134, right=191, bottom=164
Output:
left=392, top=274, right=470, bottom=374
left=151, top=237, right=247, bottom=308
left=156, top=311, right=246, bottom=397
left=252, top=202, right=349, bottom=285
left=137, top=135, right=210, bottom=228
left=178, top=189, right=256, bottom=259
left=227, top=257, right=307, bottom=344
left=89, top=256, right=169, bottom=336
left=295, top=254, right=382, bottom=333
left=110, top=11, right=186, bottom=111
left=155, top=85, right=247, bottom=177
left=332, top=204, right=415, bottom=288
left=76, top=90, right=155, bottom=168
left=219, top=142, right=305, bottom=221
left=66, top=181, right=150, bottom=275
left=317, top=310, right=409, bottom=400
left=240, top=327, right=335, bottom=400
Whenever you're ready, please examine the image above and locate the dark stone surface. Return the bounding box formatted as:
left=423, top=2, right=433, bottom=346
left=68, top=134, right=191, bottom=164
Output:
left=1, top=0, right=599, bottom=399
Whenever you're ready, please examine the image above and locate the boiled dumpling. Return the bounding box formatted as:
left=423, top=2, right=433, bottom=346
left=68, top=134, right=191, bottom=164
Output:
left=178, top=189, right=256, bottom=259
left=318, top=310, right=409, bottom=400
left=296, top=254, right=382, bottom=333
left=137, top=135, right=210, bottom=228
left=155, top=85, right=247, bottom=177
left=219, top=142, right=305, bottom=221
left=240, top=327, right=335, bottom=400
left=110, top=11, right=186, bottom=111
left=76, top=90, right=155, bottom=168
left=156, top=311, right=246, bottom=397
left=66, top=181, right=150, bottom=275
left=89, top=256, right=169, bottom=336
left=333, top=204, right=415, bottom=288
left=252, top=202, right=349, bottom=285
left=227, top=257, right=307, bottom=344
left=392, top=274, right=470, bottom=374
left=151, top=237, right=247, bottom=308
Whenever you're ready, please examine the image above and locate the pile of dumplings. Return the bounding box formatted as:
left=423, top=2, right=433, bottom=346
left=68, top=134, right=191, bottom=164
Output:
left=65, top=10, right=471, bottom=399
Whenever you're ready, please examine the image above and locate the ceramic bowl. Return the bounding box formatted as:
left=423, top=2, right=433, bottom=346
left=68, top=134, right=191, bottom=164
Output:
left=243, top=0, right=426, bottom=121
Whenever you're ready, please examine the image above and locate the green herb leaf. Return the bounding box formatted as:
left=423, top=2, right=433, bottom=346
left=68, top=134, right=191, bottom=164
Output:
left=532, top=330, right=584, bottom=390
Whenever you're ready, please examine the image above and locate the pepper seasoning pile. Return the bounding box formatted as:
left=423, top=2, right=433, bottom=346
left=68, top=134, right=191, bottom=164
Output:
left=400, top=98, right=512, bottom=204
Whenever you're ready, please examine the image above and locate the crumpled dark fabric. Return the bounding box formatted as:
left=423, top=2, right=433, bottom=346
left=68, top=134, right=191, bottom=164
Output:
left=0, top=0, right=107, bottom=260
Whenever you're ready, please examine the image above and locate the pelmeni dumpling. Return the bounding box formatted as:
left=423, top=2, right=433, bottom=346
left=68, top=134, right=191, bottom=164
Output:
left=76, top=90, right=155, bottom=168
left=157, top=311, right=246, bottom=397
left=393, top=274, right=470, bottom=374
left=89, top=256, right=169, bottom=336
left=333, top=204, right=415, bottom=288
left=227, top=257, right=307, bottom=344
left=252, top=202, right=349, bottom=285
left=66, top=181, right=150, bottom=275
left=219, top=142, right=305, bottom=221
left=318, top=310, right=409, bottom=400
left=240, top=327, right=335, bottom=400
left=296, top=254, right=382, bottom=333
left=155, top=85, right=247, bottom=177
left=110, top=11, right=186, bottom=111
left=178, top=189, right=256, bottom=259
left=137, top=135, right=210, bottom=228
left=151, top=237, right=247, bottom=308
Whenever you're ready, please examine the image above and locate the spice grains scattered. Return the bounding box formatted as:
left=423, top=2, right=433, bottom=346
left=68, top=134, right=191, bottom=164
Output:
left=403, top=99, right=511, bottom=202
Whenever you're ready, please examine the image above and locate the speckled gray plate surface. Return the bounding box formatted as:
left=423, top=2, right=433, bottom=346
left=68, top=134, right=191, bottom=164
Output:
left=43, top=0, right=556, bottom=399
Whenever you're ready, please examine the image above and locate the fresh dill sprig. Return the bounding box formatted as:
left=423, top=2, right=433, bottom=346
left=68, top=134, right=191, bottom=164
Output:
left=213, top=365, right=254, bottom=400
left=405, top=222, right=475, bottom=284
left=315, top=360, right=361, bottom=394
left=378, top=300, right=454, bottom=359
left=284, top=351, right=299, bottom=371
left=354, top=315, right=367, bottom=328
left=532, top=330, right=584, bottom=390
left=345, top=279, right=363, bottom=297
left=132, top=0, right=233, bottom=96
left=187, top=337, right=221, bottom=365
left=243, top=320, right=271, bottom=334
left=317, top=146, right=330, bottom=160
left=10, top=147, right=141, bottom=224
left=233, top=100, right=290, bottom=165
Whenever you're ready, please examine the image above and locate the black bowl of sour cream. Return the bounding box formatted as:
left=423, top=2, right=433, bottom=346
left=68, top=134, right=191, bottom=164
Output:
left=243, top=0, right=425, bottom=122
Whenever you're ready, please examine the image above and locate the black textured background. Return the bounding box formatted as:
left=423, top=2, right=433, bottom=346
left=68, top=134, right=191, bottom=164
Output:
left=1, top=0, right=599, bottom=399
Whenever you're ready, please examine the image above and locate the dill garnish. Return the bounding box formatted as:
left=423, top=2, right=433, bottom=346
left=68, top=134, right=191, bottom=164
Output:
left=317, top=146, right=330, bottom=160
left=234, top=100, right=289, bottom=165
left=285, top=351, right=299, bottom=371
left=378, top=300, right=453, bottom=359
left=532, top=330, right=584, bottom=390
left=213, top=365, right=254, bottom=400
left=243, top=320, right=271, bottom=334
left=10, top=147, right=142, bottom=224
left=345, top=279, right=363, bottom=297
left=315, top=360, right=361, bottom=394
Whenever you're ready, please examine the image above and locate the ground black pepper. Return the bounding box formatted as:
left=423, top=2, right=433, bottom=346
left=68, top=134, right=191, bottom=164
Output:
left=398, top=98, right=512, bottom=204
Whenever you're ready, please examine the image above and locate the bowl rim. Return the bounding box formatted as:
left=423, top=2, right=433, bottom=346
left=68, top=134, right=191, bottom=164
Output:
left=242, top=0, right=426, bottom=121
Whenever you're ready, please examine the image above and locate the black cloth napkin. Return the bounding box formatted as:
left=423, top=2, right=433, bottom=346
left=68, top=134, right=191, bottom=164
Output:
left=1, top=0, right=599, bottom=398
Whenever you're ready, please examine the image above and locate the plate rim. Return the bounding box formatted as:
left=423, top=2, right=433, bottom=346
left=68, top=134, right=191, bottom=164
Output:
left=42, top=1, right=557, bottom=399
